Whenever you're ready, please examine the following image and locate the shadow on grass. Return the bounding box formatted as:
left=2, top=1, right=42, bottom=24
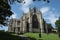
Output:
left=0, top=31, right=21, bottom=40
left=0, top=31, right=36, bottom=40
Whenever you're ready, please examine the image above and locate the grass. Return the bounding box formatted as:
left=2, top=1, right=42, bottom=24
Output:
left=23, top=33, right=60, bottom=40
left=0, top=31, right=60, bottom=40
left=0, top=31, right=36, bottom=40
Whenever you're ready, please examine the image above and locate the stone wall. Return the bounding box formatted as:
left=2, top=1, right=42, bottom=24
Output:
left=8, top=7, right=46, bottom=33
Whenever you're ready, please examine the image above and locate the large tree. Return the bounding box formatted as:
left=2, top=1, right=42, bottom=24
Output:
left=0, top=0, right=13, bottom=26
left=47, top=24, right=53, bottom=33
left=55, top=17, right=60, bottom=37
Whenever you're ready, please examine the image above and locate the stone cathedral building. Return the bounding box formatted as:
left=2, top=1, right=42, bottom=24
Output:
left=8, top=7, right=46, bottom=34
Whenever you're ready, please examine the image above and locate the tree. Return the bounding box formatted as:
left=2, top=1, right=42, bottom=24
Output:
left=55, top=17, right=60, bottom=37
left=0, top=0, right=13, bottom=26
left=47, top=24, right=53, bottom=33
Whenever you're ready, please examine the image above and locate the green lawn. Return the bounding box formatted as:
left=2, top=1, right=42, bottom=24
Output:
left=0, top=31, right=60, bottom=40
left=0, top=31, right=35, bottom=40
left=23, top=33, right=60, bottom=40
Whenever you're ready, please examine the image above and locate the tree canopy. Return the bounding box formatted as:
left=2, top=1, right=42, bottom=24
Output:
left=0, top=0, right=13, bottom=26
left=55, top=17, right=60, bottom=27
left=55, top=17, right=60, bottom=37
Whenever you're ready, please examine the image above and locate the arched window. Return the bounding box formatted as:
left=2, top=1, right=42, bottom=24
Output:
left=32, top=14, right=39, bottom=28
left=26, top=18, right=29, bottom=32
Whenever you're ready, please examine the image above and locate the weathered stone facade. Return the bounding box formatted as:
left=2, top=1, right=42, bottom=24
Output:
left=8, top=7, right=46, bottom=33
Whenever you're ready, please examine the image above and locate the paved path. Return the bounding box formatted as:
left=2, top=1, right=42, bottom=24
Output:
left=19, top=35, right=36, bottom=40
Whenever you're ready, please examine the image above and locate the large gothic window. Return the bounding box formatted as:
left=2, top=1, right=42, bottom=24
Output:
left=32, top=14, right=39, bottom=28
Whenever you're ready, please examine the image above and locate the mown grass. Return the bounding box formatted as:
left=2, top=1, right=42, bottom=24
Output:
left=0, top=31, right=60, bottom=40
left=23, top=33, right=60, bottom=40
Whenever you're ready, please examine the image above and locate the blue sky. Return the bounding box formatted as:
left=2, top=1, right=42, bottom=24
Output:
left=0, top=0, right=60, bottom=31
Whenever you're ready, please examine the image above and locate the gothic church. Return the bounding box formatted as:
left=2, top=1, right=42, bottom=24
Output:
left=8, top=7, right=46, bottom=34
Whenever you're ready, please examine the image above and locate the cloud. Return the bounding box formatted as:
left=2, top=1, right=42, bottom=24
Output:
left=0, top=26, right=8, bottom=31
left=22, top=6, right=29, bottom=13
left=40, top=7, right=50, bottom=14
left=49, top=14, right=58, bottom=23
left=22, top=0, right=32, bottom=6
left=45, top=14, right=58, bottom=28
left=42, top=7, right=59, bottom=27
left=10, top=11, right=17, bottom=19
left=11, top=14, right=16, bottom=18
left=45, top=14, right=58, bottom=24
left=21, top=0, right=32, bottom=13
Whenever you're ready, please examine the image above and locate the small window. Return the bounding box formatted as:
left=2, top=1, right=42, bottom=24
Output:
left=17, top=21, right=20, bottom=25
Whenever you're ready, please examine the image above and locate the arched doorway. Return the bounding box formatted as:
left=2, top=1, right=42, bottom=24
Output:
left=26, top=18, right=29, bottom=32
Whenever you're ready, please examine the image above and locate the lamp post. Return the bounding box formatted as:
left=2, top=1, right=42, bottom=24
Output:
left=39, top=28, right=41, bottom=38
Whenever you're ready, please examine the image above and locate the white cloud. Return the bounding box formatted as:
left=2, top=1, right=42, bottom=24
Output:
left=21, top=0, right=32, bottom=13
left=0, top=26, right=8, bottom=31
left=10, top=11, right=17, bottom=19
left=47, top=14, right=58, bottom=24
left=46, top=14, right=58, bottom=27
left=42, top=7, right=59, bottom=27
left=22, top=0, right=32, bottom=7
left=22, top=6, right=29, bottom=13
left=40, top=7, right=50, bottom=14
left=49, top=14, right=58, bottom=23
left=11, top=14, right=16, bottom=18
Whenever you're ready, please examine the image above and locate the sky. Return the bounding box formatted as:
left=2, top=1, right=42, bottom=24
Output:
left=0, top=0, right=60, bottom=31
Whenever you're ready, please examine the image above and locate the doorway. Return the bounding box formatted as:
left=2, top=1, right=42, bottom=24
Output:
left=26, top=21, right=29, bottom=32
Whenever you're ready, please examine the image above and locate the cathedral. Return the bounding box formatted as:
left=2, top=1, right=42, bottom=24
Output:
left=8, top=7, right=47, bottom=34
